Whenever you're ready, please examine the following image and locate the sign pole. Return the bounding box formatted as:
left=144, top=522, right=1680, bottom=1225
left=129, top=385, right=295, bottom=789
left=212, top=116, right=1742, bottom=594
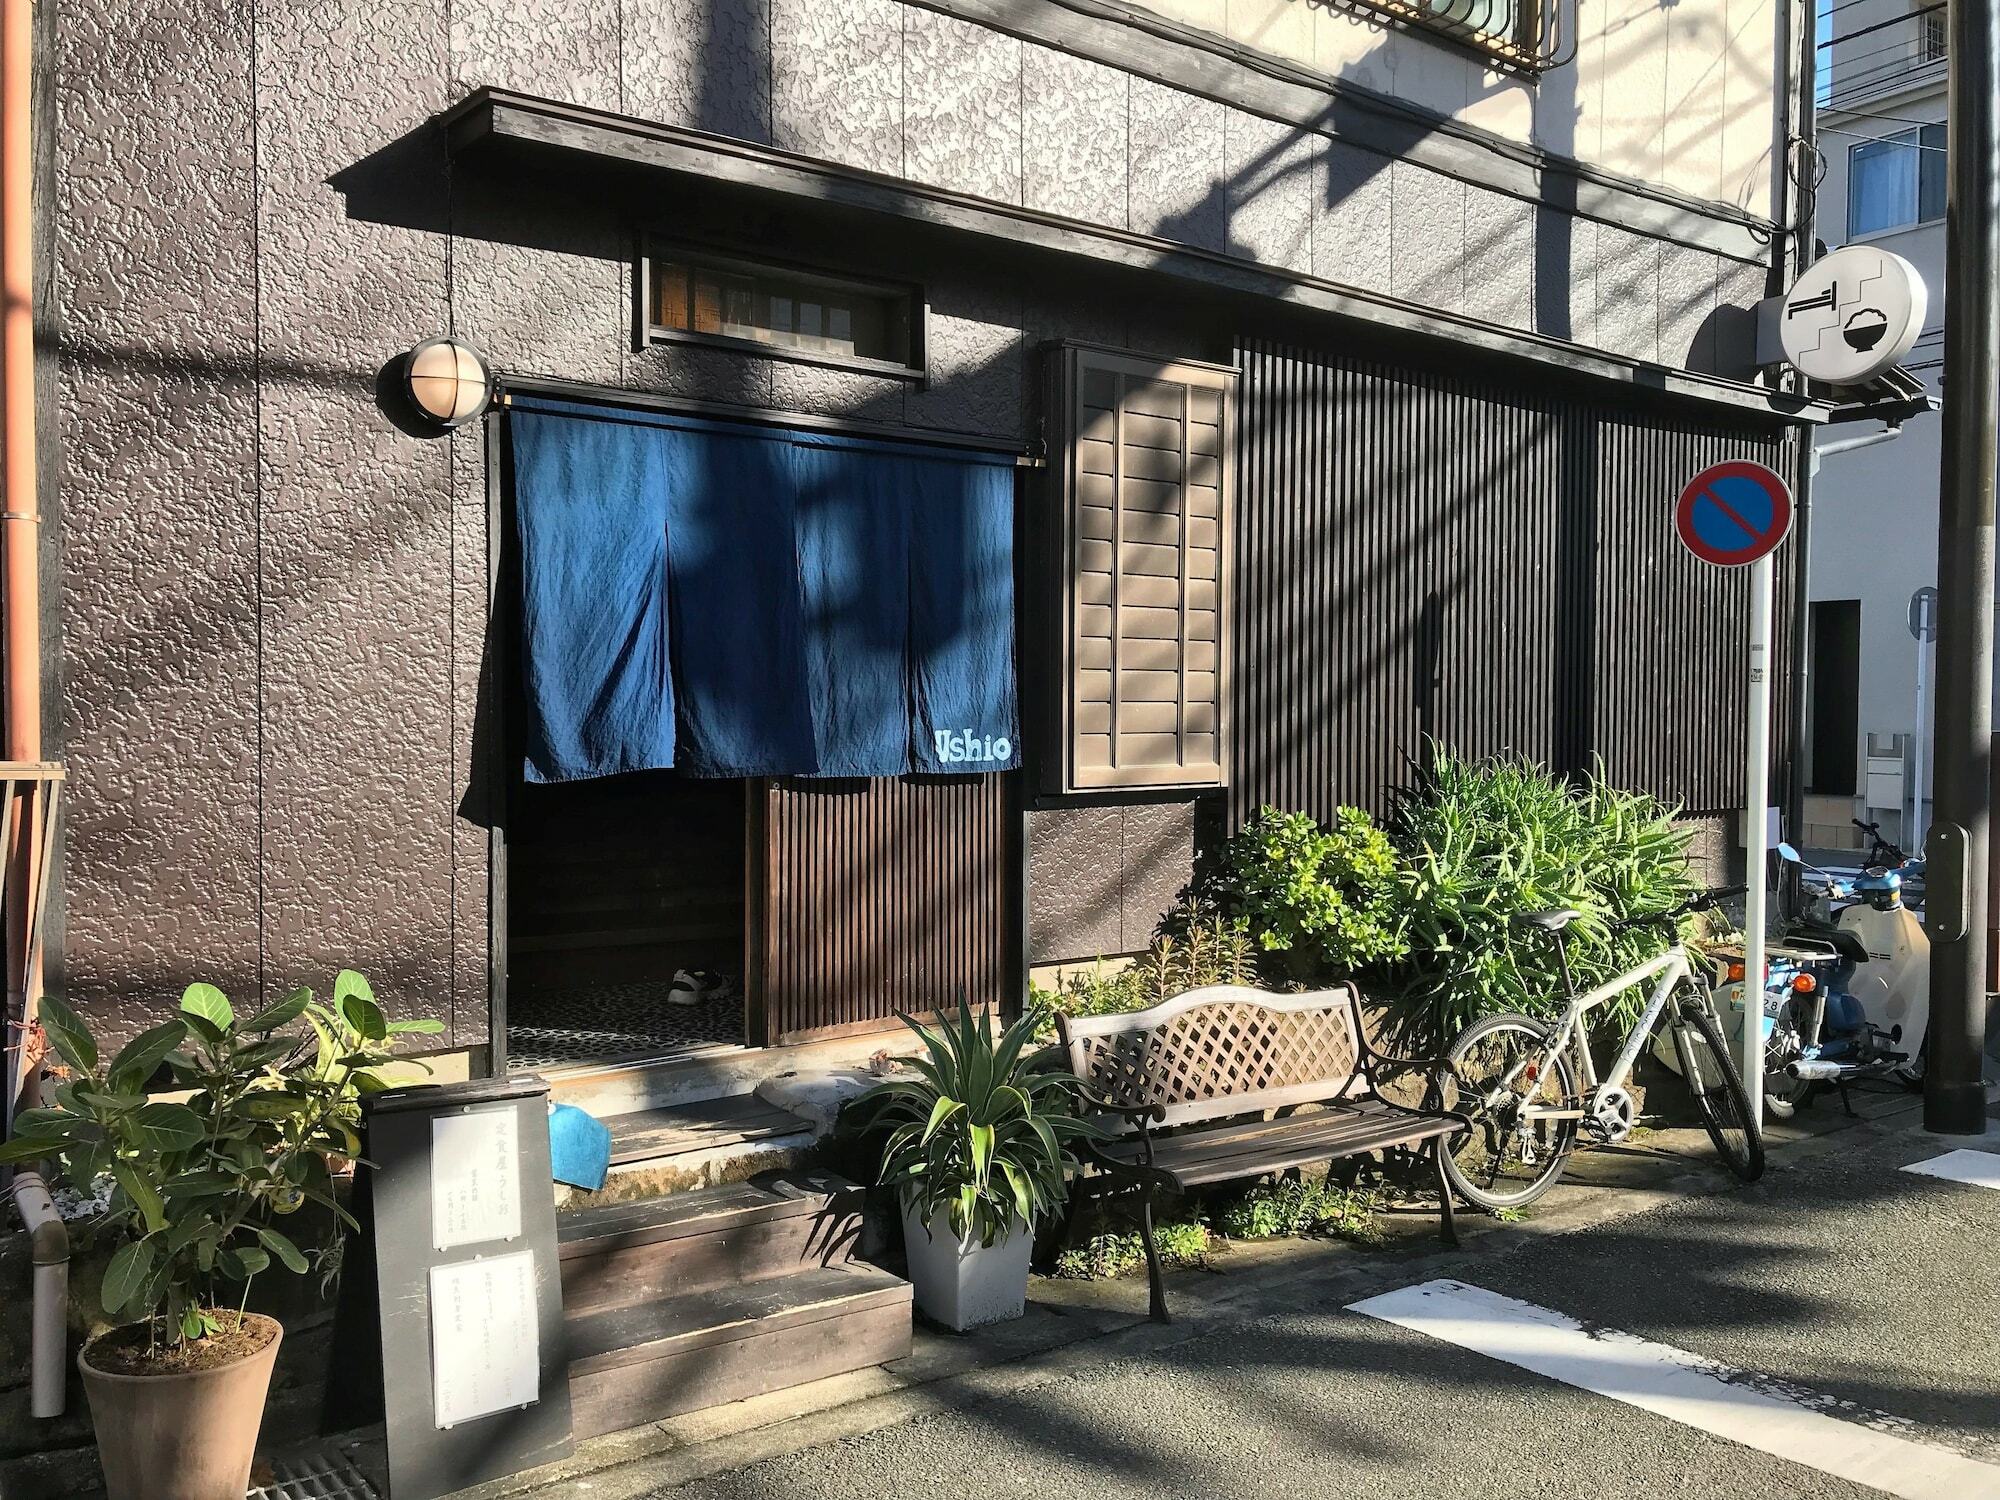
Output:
left=1742, top=554, right=1772, bottom=1126
left=1914, top=623, right=1929, bottom=854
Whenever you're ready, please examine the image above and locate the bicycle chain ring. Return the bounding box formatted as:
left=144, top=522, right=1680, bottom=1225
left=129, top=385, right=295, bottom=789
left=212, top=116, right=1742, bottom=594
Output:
left=1587, top=1086, right=1638, bottom=1142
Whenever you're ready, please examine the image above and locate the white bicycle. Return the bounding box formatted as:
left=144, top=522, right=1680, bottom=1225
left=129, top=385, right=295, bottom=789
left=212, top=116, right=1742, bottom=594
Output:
left=1439, top=889, right=1765, bottom=1213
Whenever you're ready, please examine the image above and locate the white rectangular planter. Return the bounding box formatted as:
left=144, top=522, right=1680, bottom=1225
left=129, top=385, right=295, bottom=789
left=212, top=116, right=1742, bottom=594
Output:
left=900, top=1205, right=1033, bottom=1331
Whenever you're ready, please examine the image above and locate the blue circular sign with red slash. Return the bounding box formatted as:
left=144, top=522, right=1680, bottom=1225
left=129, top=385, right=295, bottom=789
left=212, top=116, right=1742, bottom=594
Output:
left=1674, top=460, right=1794, bottom=567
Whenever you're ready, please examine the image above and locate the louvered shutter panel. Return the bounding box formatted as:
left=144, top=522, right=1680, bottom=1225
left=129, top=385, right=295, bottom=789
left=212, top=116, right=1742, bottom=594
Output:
left=1053, top=346, right=1233, bottom=792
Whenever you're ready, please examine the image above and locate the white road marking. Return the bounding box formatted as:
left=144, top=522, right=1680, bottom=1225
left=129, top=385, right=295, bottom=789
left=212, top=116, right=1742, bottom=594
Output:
left=1902, top=1149, right=2000, bottom=1191
left=1347, top=1279, right=2000, bottom=1500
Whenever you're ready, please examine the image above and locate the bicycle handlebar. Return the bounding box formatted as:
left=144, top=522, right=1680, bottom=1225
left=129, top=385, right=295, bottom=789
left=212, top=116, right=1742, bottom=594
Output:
left=1603, top=886, right=1745, bottom=935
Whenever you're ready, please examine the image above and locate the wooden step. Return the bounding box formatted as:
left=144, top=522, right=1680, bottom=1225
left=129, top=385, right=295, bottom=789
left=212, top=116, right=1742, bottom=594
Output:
left=606, top=1094, right=811, bottom=1165
left=558, top=1170, right=862, bottom=1315
left=564, top=1261, right=913, bottom=1439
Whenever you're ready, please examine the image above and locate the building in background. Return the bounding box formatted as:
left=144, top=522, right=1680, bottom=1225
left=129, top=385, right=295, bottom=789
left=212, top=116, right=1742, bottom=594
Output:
left=1804, top=0, right=1948, bottom=849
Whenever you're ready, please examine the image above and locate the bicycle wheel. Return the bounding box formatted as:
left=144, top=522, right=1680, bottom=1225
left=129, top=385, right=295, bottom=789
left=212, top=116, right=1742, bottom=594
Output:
left=1671, top=998, right=1766, bottom=1183
left=1438, top=1012, right=1580, bottom=1213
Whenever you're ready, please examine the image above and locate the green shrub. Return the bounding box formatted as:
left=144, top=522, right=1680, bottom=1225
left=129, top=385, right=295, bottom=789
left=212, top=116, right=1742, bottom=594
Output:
left=1051, top=1220, right=1212, bottom=1280
left=1216, top=1177, right=1384, bottom=1245
left=1207, top=806, right=1406, bottom=979
left=1028, top=903, right=1259, bottom=1030
left=1383, top=751, right=1697, bottom=1045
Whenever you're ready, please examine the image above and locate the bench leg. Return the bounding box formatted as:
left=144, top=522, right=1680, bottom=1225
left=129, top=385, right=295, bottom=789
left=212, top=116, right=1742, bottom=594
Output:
left=1432, top=1139, right=1461, bottom=1248
left=1138, top=1185, right=1171, bottom=1324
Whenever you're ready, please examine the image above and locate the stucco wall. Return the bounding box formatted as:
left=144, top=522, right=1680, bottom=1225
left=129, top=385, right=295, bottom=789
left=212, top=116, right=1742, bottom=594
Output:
left=1124, top=0, right=1786, bottom=218
left=50, top=0, right=1784, bottom=1038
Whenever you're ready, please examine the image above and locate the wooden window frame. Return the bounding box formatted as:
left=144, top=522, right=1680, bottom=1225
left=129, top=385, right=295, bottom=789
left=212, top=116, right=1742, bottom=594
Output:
left=637, top=237, right=930, bottom=382
left=1045, top=343, right=1235, bottom=795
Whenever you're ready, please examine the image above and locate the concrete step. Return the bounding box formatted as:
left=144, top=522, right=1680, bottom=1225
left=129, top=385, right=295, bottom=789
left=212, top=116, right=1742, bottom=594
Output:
left=564, top=1260, right=913, bottom=1439
left=557, top=1169, right=863, bottom=1317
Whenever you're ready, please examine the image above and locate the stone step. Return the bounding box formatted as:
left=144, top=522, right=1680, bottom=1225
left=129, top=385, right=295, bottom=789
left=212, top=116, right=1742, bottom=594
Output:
left=557, top=1094, right=819, bottom=1207
left=557, top=1169, right=863, bottom=1317
left=564, top=1260, right=913, bottom=1440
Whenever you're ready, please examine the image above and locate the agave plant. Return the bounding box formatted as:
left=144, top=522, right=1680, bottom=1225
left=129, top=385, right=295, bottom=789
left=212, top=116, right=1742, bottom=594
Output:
left=845, top=1005, right=1097, bottom=1248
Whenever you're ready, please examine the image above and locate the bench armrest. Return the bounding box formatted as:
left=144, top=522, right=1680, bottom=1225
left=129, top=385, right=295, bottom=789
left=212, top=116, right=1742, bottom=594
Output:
left=1071, top=1081, right=1166, bottom=1168
left=1072, top=1081, right=1167, bottom=1125
left=1360, top=1041, right=1453, bottom=1112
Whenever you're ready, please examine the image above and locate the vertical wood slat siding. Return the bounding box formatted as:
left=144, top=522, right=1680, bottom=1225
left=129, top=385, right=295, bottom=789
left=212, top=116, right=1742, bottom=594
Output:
left=1232, top=338, right=1798, bottom=825
left=760, top=775, right=1014, bottom=1044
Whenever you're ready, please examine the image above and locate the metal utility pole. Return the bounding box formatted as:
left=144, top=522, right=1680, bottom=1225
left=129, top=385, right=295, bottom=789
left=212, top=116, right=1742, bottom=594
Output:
left=1926, top=0, right=2000, bottom=1135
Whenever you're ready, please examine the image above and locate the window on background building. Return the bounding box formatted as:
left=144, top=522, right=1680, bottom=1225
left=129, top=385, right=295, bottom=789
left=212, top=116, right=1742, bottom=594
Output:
left=1848, top=124, right=1947, bottom=237
left=645, top=249, right=923, bottom=378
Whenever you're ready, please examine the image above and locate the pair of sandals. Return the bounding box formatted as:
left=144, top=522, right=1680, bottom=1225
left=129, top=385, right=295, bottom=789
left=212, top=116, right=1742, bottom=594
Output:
left=666, top=968, right=729, bottom=1007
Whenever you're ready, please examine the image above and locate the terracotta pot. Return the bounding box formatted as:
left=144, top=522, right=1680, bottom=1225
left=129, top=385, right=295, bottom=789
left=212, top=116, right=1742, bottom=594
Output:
left=79, top=1315, right=283, bottom=1500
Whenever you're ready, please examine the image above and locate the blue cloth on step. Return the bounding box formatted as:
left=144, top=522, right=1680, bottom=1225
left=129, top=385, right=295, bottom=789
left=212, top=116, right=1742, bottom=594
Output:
left=547, top=1101, right=612, bottom=1191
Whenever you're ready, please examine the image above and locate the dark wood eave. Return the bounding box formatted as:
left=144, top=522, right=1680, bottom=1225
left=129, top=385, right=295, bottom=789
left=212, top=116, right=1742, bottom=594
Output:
left=444, top=87, right=1834, bottom=426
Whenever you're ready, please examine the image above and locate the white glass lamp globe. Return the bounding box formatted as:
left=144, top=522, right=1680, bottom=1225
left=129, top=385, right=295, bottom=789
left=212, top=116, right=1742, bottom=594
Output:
left=405, top=338, right=492, bottom=428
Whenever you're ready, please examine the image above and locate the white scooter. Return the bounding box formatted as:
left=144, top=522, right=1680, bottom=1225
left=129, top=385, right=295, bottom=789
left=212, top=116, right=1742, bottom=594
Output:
left=1774, top=842, right=1930, bottom=1091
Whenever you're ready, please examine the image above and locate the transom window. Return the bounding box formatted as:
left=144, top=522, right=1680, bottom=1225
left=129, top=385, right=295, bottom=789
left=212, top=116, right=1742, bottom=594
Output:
left=1848, top=124, right=1946, bottom=238
left=643, top=248, right=924, bottom=379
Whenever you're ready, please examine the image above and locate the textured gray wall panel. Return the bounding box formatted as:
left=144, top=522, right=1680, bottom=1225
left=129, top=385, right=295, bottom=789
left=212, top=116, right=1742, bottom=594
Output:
left=906, top=276, right=1024, bottom=437
left=1533, top=206, right=1598, bottom=347
left=1712, top=255, right=1770, bottom=380
left=904, top=9, right=1023, bottom=204
left=1021, top=46, right=1128, bottom=229
left=771, top=0, right=904, bottom=175
left=1128, top=75, right=1225, bottom=250
left=623, top=340, right=777, bottom=405
left=1026, top=805, right=1122, bottom=963
left=1462, top=185, right=1534, bottom=332
left=257, top=2, right=455, bottom=1030
left=1657, top=239, right=1720, bottom=374
left=1594, top=223, right=1662, bottom=365
left=450, top=180, right=625, bottom=387
left=1390, top=161, right=1465, bottom=312
left=1225, top=109, right=1313, bottom=276
left=452, top=0, right=621, bottom=108
left=56, top=0, right=262, bottom=1035
left=622, top=0, right=773, bottom=142
left=1118, top=800, right=1195, bottom=952
left=1314, top=139, right=1393, bottom=296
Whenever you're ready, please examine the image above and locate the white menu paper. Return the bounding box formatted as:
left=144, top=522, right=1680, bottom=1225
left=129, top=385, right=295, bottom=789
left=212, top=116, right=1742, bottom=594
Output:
left=430, top=1107, right=522, bottom=1251
left=428, top=1252, right=540, bottom=1429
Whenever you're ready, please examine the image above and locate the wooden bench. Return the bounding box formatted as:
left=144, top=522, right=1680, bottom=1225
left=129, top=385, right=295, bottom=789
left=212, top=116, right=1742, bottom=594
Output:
left=1057, top=984, right=1469, bottom=1321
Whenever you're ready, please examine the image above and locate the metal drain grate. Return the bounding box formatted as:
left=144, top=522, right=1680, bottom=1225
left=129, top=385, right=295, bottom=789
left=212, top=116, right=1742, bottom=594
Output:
left=246, top=1439, right=385, bottom=1500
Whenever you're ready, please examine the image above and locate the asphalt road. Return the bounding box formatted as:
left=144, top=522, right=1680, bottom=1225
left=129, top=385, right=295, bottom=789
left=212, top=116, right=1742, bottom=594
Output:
left=635, top=1114, right=2000, bottom=1500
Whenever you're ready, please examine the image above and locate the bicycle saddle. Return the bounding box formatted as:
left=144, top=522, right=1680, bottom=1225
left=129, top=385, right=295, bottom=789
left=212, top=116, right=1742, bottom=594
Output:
left=1522, top=909, right=1582, bottom=931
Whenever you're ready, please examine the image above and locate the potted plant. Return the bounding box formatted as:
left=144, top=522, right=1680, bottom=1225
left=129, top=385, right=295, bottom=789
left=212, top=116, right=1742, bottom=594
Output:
left=845, top=1005, right=1094, bottom=1331
left=0, top=972, right=440, bottom=1500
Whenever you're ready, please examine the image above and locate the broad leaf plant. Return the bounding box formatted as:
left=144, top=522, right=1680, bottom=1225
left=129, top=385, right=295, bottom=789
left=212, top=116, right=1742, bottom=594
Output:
left=845, top=1005, right=1098, bottom=1248
left=0, top=971, right=439, bottom=1349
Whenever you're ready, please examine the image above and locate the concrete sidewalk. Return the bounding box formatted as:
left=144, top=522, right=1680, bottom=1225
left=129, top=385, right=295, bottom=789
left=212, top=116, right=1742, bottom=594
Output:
left=402, top=1079, right=1977, bottom=1500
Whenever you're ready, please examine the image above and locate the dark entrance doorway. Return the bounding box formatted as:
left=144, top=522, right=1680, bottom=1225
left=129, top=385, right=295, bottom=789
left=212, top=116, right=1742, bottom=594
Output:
left=505, top=771, right=749, bottom=1068
left=1809, top=599, right=1862, bottom=796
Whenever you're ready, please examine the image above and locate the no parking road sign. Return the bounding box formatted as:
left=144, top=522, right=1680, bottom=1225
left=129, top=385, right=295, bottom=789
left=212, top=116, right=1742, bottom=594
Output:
left=1674, top=461, right=1793, bottom=568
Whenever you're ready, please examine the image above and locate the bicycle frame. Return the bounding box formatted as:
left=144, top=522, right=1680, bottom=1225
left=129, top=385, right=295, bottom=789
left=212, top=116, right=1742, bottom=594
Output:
left=1502, top=946, right=1696, bottom=1120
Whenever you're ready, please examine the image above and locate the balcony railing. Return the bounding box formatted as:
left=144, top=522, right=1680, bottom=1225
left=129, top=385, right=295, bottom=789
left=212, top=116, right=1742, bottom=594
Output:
left=1334, top=0, right=1573, bottom=73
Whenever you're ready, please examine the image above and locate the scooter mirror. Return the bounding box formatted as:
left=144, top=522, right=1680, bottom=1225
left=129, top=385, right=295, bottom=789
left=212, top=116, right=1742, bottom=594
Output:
left=1776, top=842, right=1801, bottom=862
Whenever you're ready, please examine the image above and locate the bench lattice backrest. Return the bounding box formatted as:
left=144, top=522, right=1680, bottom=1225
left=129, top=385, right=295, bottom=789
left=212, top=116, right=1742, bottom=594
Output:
left=1057, top=984, right=1366, bottom=1129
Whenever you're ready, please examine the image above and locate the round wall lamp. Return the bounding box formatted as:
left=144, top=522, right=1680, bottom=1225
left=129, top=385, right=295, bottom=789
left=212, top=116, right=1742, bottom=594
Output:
left=403, top=337, right=493, bottom=429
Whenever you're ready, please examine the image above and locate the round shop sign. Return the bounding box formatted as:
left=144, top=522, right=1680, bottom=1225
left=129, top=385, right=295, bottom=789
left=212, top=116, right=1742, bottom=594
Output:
left=1778, top=245, right=1929, bottom=386
left=1674, top=460, right=1793, bottom=567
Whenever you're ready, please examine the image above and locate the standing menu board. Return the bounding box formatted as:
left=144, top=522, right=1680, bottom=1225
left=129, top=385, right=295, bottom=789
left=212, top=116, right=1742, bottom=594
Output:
left=351, top=1076, right=573, bottom=1499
